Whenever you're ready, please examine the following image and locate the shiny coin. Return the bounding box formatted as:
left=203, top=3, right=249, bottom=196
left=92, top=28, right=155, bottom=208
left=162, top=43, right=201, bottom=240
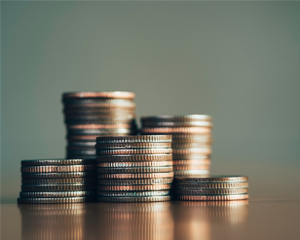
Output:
left=96, top=148, right=172, bottom=155
left=18, top=196, right=94, bottom=204
left=22, top=172, right=96, bottom=179
left=22, top=178, right=95, bottom=185
left=97, top=195, right=171, bottom=203
left=174, top=175, right=248, bottom=183
left=141, top=127, right=211, bottom=134
left=97, top=178, right=173, bottom=186
left=21, top=165, right=94, bottom=173
left=175, top=181, right=249, bottom=189
left=97, top=154, right=172, bottom=162
left=97, top=184, right=172, bottom=191
left=20, top=191, right=95, bottom=198
left=62, top=91, right=135, bottom=100
left=142, top=121, right=212, bottom=128
left=21, top=159, right=95, bottom=166
left=95, top=142, right=172, bottom=149
left=97, top=172, right=174, bottom=179
left=141, top=115, right=211, bottom=123
left=96, top=166, right=173, bottom=174
left=175, top=188, right=248, bottom=195
left=176, top=194, right=249, bottom=201
left=97, top=190, right=170, bottom=197
left=97, top=161, right=172, bottom=168
left=96, top=135, right=172, bottom=143
left=22, top=184, right=95, bottom=192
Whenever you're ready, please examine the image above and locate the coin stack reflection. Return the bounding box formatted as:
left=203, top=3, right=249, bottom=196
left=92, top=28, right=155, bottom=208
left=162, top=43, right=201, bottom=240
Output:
left=96, top=135, right=173, bottom=202
left=18, top=159, right=96, bottom=204
left=141, top=115, right=212, bottom=176
left=62, top=92, right=137, bottom=160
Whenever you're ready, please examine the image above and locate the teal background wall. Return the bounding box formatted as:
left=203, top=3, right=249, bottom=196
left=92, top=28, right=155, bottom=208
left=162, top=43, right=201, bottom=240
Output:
left=1, top=2, right=300, bottom=201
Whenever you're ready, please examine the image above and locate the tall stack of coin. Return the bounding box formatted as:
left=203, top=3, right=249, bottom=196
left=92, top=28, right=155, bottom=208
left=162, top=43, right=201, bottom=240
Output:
left=141, top=115, right=212, bottom=176
left=173, top=175, right=249, bottom=201
left=96, top=135, right=173, bottom=202
left=18, top=159, right=96, bottom=204
left=62, top=91, right=137, bottom=160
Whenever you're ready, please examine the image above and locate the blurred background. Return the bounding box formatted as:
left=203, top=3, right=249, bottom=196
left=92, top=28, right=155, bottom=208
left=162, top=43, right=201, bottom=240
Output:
left=2, top=1, right=300, bottom=202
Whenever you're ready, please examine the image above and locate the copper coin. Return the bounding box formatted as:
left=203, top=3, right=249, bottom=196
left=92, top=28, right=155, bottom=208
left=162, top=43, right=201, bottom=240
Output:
left=20, top=191, right=95, bottom=198
left=22, top=178, right=95, bottom=185
left=21, top=159, right=95, bottom=166
left=96, top=148, right=172, bottom=155
left=97, top=178, right=173, bottom=186
left=173, top=153, right=209, bottom=160
left=172, top=142, right=211, bottom=149
left=97, top=190, right=170, bottom=197
left=175, top=188, right=248, bottom=195
left=141, top=127, right=211, bottom=134
left=175, top=181, right=249, bottom=189
left=97, top=172, right=174, bottom=179
left=173, top=165, right=210, bottom=171
left=174, top=175, right=248, bottom=183
left=96, top=135, right=172, bottom=143
left=176, top=194, right=249, bottom=201
left=21, top=184, right=95, bottom=192
left=96, top=166, right=173, bottom=174
left=142, top=121, right=212, bottom=128
left=97, top=161, right=172, bottom=168
left=95, top=142, right=172, bottom=149
left=173, top=159, right=211, bottom=166
left=97, top=154, right=172, bottom=162
left=141, top=115, right=212, bottom=122
left=97, top=184, right=172, bottom=191
left=22, top=172, right=96, bottom=179
left=97, top=195, right=170, bottom=203
left=18, top=196, right=94, bottom=204
left=172, top=134, right=212, bottom=143
left=21, top=165, right=95, bottom=173
left=172, top=148, right=212, bottom=155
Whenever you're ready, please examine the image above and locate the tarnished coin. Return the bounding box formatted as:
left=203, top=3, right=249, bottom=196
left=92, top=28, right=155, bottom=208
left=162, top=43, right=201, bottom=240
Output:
left=174, top=170, right=210, bottom=176
left=97, top=172, right=174, bottom=179
left=68, top=123, right=133, bottom=130
left=21, top=165, right=94, bottom=173
left=173, top=153, right=209, bottom=160
left=174, top=175, right=248, bottom=183
left=22, top=178, right=95, bottom=185
left=97, top=195, right=171, bottom=203
left=22, top=172, right=96, bottom=179
left=176, top=194, right=249, bottom=201
left=97, top=154, right=172, bottom=162
left=172, top=143, right=210, bottom=149
left=141, top=127, right=211, bottom=134
left=97, top=190, right=170, bottom=197
left=173, top=159, right=211, bottom=166
left=21, top=159, right=95, bottom=166
left=175, top=188, right=248, bottom=195
left=22, top=183, right=95, bottom=192
left=97, top=184, right=172, bottom=191
left=142, top=121, right=213, bottom=128
left=96, top=166, right=173, bottom=174
left=173, top=165, right=210, bottom=171
left=172, top=148, right=212, bottom=155
left=97, top=161, right=172, bottom=168
left=96, top=135, right=172, bottom=143
left=62, top=91, right=135, bottom=100
left=20, top=191, right=95, bottom=198
left=18, top=196, right=94, bottom=204
left=141, top=115, right=212, bottom=123
left=96, top=148, right=172, bottom=155
left=97, top=178, right=173, bottom=186
left=175, top=181, right=249, bottom=189
left=95, top=142, right=172, bottom=149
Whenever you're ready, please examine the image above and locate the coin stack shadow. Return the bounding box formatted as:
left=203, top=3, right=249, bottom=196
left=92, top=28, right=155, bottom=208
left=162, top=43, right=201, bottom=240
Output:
left=173, top=175, right=249, bottom=201
left=18, top=159, right=96, bottom=204
left=140, top=115, right=212, bottom=177
left=96, top=135, right=174, bottom=202
left=62, top=92, right=137, bottom=160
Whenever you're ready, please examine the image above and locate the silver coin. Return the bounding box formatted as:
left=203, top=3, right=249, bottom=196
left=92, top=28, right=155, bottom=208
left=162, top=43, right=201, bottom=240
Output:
left=20, top=191, right=95, bottom=198
left=97, top=190, right=170, bottom=197
left=18, top=196, right=94, bottom=204
left=97, top=195, right=171, bottom=203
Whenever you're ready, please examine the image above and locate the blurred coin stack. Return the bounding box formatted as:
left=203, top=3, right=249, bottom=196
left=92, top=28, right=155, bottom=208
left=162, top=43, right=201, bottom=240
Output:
left=62, top=91, right=137, bottom=160
left=141, top=115, right=212, bottom=176
left=173, top=175, right=249, bottom=201
left=96, top=135, right=174, bottom=202
left=18, top=159, right=96, bottom=204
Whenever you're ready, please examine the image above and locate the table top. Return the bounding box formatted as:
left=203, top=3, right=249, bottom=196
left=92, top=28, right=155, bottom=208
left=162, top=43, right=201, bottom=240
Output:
left=2, top=161, right=300, bottom=240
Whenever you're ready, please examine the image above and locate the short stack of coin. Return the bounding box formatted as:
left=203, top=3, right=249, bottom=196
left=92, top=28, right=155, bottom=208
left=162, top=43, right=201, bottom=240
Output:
left=18, top=159, right=96, bottom=204
left=62, top=91, right=137, bottom=159
left=96, top=135, right=174, bottom=202
left=141, top=115, right=212, bottom=176
left=173, top=175, right=249, bottom=201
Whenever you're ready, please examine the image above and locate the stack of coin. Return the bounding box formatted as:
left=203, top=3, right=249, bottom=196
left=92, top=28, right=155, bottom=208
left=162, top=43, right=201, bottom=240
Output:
left=96, top=135, right=174, bottom=202
left=18, top=159, right=96, bottom=204
left=141, top=115, right=212, bottom=176
left=173, top=175, right=249, bottom=201
left=62, top=91, right=137, bottom=159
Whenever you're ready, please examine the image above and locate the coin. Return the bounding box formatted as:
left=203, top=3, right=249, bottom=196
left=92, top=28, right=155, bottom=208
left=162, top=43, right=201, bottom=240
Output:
left=172, top=143, right=210, bottom=149
left=21, top=159, right=95, bottom=166
left=173, top=153, right=209, bottom=160
left=172, top=148, right=212, bottom=155
left=67, top=128, right=136, bottom=135
left=141, top=115, right=212, bottom=122
left=96, top=166, right=173, bottom=174
left=174, top=181, right=249, bottom=189
left=175, top=194, right=249, bottom=201
left=63, top=99, right=135, bottom=107
left=173, top=165, right=210, bottom=171
left=97, top=178, right=173, bottom=186
left=174, top=170, right=210, bottom=176
left=95, top=142, right=172, bottom=149
left=18, top=196, right=94, bottom=204
left=67, top=150, right=96, bottom=155
left=22, top=184, right=95, bottom=192
left=97, top=161, right=172, bottom=168
left=172, top=159, right=211, bottom=166
left=97, top=154, right=172, bottom=162
left=175, top=188, right=248, bottom=195
left=96, top=135, right=172, bottom=143
left=97, top=172, right=174, bottom=179
left=67, top=123, right=133, bottom=129
left=67, top=142, right=96, bottom=147
left=96, top=148, right=172, bottom=155
left=174, top=175, right=248, bottom=183
left=171, top=134, right=212, bottom=143
left=62, top=91, right=135, bottom=100
left=21, top=165, right=94, bottom=173
left=142, top=121, right=213, bottom=128
left=67, top=146, right=96, bottom=151
left=65, top=116, right=136, bottom=124
left=97, top=195, right=171, bottom=203
left=22, top=178, right=95, bottom=185
left=22, top=172, right=96, bottom=179
left=20, top=191, right=95, bottom=198
left=141, top=127, right=211, bottom=134
left=66, top=155, right=96, bottom=160
left=97, top=190, right=170, bottom=197
left=97, top=184, right=172, bottom=191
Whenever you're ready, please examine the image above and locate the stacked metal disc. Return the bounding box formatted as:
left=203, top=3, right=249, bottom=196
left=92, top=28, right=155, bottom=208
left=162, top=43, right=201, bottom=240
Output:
left=96, top=135, right=174, bottom=202
left=140, top=115, right=212, bottom=176
left=18, top=159, right=96, bottom=204
left=62, top=91, right=137, bottom=160
left=173, top=175, right=249, bottom=201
